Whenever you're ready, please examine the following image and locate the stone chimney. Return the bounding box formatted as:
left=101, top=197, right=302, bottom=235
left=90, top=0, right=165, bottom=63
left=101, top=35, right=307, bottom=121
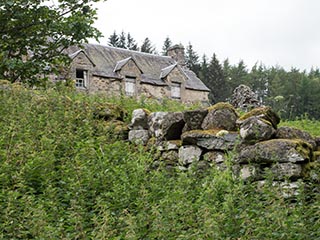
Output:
left=167, top=44, right=185, bottom=66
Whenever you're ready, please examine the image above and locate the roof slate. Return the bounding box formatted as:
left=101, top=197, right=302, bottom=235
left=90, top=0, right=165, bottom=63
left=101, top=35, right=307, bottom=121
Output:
left=68, top=44, right=209, bottom=92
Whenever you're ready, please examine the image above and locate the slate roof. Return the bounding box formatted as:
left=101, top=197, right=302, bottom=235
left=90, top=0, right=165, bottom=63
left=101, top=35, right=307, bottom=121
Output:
left=68, top=43, right=210, bottom=92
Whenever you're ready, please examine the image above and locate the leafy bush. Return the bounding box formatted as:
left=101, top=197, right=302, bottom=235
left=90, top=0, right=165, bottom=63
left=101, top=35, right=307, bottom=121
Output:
left=0, top=85, right=319, bottom=239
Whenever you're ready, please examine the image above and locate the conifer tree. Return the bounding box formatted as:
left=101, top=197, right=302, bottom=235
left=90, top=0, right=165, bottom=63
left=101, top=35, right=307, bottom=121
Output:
left=207, top=53, right=226, bottom=103
left=185, top=42, right=200, bottom=75
left=118, top=31, right=126, bottom=49
left=126, top=33, right=138, bottom=51
left=162, top=37, right=172, bottom=55
left=108, top=31, right=119, bottom=47
left=140, top=38, right=155, bottom=54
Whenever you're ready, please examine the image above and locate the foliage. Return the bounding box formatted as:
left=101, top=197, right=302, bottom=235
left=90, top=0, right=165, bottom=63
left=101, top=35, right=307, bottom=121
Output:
left=161, top=36, right=172, bottom=55
left=280, top=117, right=320, bottom=137
left=0, top=85, right=319, bottom=239
left=0, top=0, right=104, bottom=85
left=185, top=42, right=200, bottom=75
left=108, top=31, right=139, bottom=51
left=140, top=37, right=156, bottom=54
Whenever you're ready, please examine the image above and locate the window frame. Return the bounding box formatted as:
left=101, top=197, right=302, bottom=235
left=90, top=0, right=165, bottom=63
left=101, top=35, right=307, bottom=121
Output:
left=124, top=76, right=136, bottom=96
left=75, top=69, right=88, bottom=89
left=171, top=82, right=181, bottom=99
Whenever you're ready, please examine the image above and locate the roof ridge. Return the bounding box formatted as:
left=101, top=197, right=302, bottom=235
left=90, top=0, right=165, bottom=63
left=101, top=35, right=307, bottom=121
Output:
left=85, top=42, right=174, bottom=60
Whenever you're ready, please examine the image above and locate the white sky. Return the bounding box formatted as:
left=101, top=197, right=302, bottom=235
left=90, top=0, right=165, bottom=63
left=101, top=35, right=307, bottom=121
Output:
left=92, top=0, right=320, bottom=71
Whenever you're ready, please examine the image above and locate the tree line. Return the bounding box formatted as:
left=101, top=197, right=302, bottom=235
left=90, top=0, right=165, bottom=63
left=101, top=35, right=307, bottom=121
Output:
left=1, top=0, right=319, bottom=121
left=108, top=32, right=320, bottom=120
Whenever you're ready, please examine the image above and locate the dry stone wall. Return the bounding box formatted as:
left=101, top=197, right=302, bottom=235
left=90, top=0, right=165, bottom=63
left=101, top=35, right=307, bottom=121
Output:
left=128, top=103, right=320, bottom=195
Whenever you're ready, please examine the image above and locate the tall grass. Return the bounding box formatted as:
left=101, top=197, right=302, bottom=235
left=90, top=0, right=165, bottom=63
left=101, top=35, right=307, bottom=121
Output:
left=0, top=85, right=319, bottom=239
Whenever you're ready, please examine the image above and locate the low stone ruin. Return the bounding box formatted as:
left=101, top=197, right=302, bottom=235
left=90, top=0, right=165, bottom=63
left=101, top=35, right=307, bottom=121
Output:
left=128, top=103, right=320, bottom=196
left=231, top=84, right=261, bottom=111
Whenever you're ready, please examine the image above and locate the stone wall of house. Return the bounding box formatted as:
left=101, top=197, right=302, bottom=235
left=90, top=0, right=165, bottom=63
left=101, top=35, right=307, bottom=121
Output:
left=183, top=89, right=209, bottom=104
left=90, top=76, right=122, bottom=96
left=140, top=84, right=169, bottom=99
left=128, top=103, right=320, bottom=197
left=70, top=52, right=94, bottom=85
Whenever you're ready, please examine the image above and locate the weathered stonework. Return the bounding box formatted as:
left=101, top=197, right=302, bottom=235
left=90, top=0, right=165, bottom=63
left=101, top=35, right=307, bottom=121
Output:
left=127, top=105, right=320, bottom=195
left=62, top=44, right=210, bottom=105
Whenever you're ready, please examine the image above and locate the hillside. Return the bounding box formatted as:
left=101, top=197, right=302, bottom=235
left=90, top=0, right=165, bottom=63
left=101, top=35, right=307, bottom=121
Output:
left=0, top=83, right=319, bottom=239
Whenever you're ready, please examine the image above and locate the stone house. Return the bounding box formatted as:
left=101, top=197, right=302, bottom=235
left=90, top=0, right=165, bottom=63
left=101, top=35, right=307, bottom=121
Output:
left=64, top=43, right=210, bottom=104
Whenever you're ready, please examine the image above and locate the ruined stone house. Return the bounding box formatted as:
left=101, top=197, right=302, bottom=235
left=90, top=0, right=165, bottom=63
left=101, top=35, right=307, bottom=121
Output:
left=63, top=43, right=210, bottom=104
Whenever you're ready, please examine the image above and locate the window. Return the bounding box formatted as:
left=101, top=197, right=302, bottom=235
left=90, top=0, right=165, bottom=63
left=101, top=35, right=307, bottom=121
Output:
left=75, top=69, right=87, bottom=88
left=125, top=76, right=136, bottom=96
left=171, top=83, right=181, bottom=99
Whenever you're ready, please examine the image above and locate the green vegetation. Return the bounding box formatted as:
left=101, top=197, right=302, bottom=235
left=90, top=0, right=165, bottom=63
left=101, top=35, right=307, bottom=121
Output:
left=280, top=118, right=320, bottom=137
left=0, top=0, right=103, bottom=85
left=0, top=86, right=319, bottom=239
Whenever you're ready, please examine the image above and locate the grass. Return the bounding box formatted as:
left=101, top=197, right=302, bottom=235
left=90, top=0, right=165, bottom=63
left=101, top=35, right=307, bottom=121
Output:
left=0, top=84, right=319, bottom=239
left=280, top=118, right=320, bottom=137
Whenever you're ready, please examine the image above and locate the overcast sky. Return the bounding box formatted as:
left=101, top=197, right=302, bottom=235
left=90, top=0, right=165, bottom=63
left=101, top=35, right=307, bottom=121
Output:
left=92, top=0, right=320, bottom=71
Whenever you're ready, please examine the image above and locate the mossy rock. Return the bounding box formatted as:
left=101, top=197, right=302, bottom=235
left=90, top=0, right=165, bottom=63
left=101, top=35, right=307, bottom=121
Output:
left=99, top=120, right=129, bottom=140
left=93, top=102, right=127, bottom=121
left=302, top=161, right=320, bottom=182
left=313, top=151, right=320, bottom=162
left=237, top=106, right=280, bottom=129
left=236, top=139, right=313, bottom=164
left=181, top=129, right=239, bottom=151
left=202, top=102, right=239, bottom=131
left=276, top=126, right=317, bottom=150
left=0, top=79, right=11, bottom=85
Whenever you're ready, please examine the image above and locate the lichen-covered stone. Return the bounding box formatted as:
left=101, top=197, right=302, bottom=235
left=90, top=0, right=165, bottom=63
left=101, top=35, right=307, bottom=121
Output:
left=236, top=139, right=312, bottom=164
left=182, top=109, right=208, bottom=132
left=148, top=112, right=185, bottom=140
left=161, top=150, right=179, bottom=165
left=238, top=164, right=262, bottom=181
left=182, top=129, right=239, bottom=151
left=276, top=126, right=317, bottom=150
left=157, top=140, right=182, bottom=151
left=178, top=145, right=202, bottom=166
left=237, top=106, right=280, bottom=129
left=129, top=108, right=150, bottom=130
left=201, top=102, right=239, bottom=131
left=302, top=161, right=320, bottom=182
left=102, top=120, right=129, bottom=140
left=239, top=116, right=276, bottom=142
left=257, top=180, right=304, bottom=198
left=270, top=163, right=303, bottom=180
left=203, top=151, right=226, bottom=164
left=128, top=129, right=149, bottom=145
left=231, top=84, right=261, bottom=111
left=93, top=102, right=127, bottom=121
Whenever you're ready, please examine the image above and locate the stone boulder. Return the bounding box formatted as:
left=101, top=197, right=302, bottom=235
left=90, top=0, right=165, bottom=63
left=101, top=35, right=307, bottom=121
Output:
left=237, top=106, right=280, bottom=129
left=161, top=150, right=179, bottom=166
left=239, top=116, right=276, bottom=142
left=102, top=120, right=129, bottom=140
left=276, top=126, right=317, bottom=150
left=270, top=163, right=303, bottom=180
left=148, top=112, right=185, bottom=140
left=182, top=129, right=239, bottom=151
left=231, top=84, right=261, bottom=111
left=128, top=129, right=149, bottom=145
left=129, top=108, right=150, bottom=130
left=235, top=164, right=262, bottom=181
left=236, top=139, right=313, bottom=164
left=157, top=140, right=182, bottom=151
left=203, top=151, right=226, bottom=164
left=93, top=102, right=127, bottom=121
left=182, top=109, right=208, bottom=132
left=201, top=103, right=239, bottom=131
left=178, top=145, right=202, bottom=166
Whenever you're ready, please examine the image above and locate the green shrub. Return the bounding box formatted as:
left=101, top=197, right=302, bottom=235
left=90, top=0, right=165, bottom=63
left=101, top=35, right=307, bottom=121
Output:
left=0, top=86, right=319, bottom=239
